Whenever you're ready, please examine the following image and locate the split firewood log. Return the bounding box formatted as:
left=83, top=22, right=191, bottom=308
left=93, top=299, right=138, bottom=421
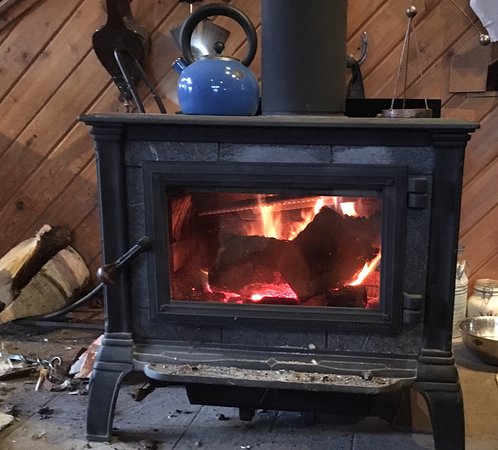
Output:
left=0, top=246, right=90, bottom=324
left=208, top=233, right=288, bottom=292
left=0, top=225, right=72, bottom=310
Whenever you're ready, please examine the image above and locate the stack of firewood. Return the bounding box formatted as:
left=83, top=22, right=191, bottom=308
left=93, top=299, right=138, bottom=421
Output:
left=0, top=225, right=90, bottom=323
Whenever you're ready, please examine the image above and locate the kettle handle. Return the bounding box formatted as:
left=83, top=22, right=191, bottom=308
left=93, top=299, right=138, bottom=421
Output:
left=180, top=3, right=257, bottom=67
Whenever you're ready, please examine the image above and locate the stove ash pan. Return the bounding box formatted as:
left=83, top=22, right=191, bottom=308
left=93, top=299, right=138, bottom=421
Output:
left=82, top=114, right=476, bottom=449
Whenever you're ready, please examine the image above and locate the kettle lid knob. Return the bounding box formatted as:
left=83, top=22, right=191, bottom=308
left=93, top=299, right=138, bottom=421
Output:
left=213, top=41, right=225, bottom=55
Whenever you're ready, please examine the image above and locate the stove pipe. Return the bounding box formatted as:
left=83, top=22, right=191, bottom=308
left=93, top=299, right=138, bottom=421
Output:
left=261, top=0, right=348, bottom=115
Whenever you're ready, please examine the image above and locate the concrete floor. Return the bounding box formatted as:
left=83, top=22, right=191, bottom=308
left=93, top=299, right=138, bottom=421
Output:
left=0, top=327, right=497, bottom=450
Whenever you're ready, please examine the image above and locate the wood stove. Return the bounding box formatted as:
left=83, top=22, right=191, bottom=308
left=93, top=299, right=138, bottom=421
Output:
left=81, top=113, right=476, bottom=449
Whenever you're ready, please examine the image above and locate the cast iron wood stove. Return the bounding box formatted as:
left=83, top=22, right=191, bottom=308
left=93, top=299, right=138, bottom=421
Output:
left=81, top=113, right=476, bottom=449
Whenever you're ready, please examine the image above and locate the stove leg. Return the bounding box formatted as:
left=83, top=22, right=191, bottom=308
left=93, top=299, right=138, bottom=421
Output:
left=86, top=333, right=134, bottom=442
left=416, top=383, right=464, bottom=450
left=416, top=349, right=464, bottom=450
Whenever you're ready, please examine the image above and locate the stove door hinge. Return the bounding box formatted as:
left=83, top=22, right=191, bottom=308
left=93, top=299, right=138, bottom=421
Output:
left=403, top=293, right=423, bottom=325
left=407, top=177, right=428, bottom=209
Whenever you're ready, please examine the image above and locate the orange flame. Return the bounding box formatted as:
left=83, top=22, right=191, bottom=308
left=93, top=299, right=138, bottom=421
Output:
left=340, top=201, right=357, bottom=217
left=247, top=196, right=325, bottom=240
left=347, top=253, right=382, bottom=286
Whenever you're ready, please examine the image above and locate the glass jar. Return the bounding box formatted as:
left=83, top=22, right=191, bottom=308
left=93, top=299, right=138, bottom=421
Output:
left=452, top=245, right=468, bottom=336
left=467, top=279, right=498, bottom=317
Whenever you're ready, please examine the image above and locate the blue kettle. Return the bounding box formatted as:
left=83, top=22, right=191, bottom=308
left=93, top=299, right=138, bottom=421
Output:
left=172, top=4, right=259, bottom=116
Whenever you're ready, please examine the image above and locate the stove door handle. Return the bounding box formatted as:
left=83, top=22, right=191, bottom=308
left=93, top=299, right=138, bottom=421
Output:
left=97, top=236, right=152, bottom=285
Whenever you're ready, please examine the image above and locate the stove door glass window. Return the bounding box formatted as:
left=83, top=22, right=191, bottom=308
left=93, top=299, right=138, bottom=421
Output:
left=168, top=191, right=382, bottom=310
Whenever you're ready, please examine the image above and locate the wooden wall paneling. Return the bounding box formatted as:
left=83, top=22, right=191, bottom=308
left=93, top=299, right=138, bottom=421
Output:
left=472, top=253, right=498, bottom=284
left=0, top=49, right=110, bottom=226
left=0, top=0, right=104, bottom=155
left=347, top=0, right=386, bottom=37
left=31, top=56, right=159, bottom=256
left=34, top=159, right=101, bottom=283
left=461, top=203, right=498, bottom=286
left=460, top=157, right=498, bottom=237
left=137, top=1, right=183, bottom=82
left=0, top=0, right=46, bottom=33
left=130, top=0, right=177, bottom=32
left=0, top=0, right=82, bottom=101
left=69, top=205, right=101, bottom=279
left=450, top=95, right=498, bottom=287
left=462, top=104, right=498, bottom=184
left=443, top=92, right=498, bottom=121
left=0, top=124, right=94, bottom=250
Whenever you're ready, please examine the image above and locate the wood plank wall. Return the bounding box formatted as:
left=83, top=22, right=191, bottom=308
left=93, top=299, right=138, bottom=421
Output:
left=0, top=0, right=496, bottom=291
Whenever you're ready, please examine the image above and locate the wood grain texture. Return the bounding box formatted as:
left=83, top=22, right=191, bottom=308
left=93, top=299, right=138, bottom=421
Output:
left=0, top=0, right=496, bottom=290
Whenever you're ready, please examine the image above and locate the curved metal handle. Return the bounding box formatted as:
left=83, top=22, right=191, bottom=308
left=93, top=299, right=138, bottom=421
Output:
left=180, top=3, right=258, bottom=66
left=347, top=32, right=368, bottom=68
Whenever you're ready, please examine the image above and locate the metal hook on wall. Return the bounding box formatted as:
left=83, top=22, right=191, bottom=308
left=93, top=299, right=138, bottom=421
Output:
left=347, top=32, right=369, bottom=68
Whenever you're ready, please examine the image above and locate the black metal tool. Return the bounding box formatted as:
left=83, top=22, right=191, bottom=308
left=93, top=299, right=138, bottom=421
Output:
left=92, top=0, right=152, bottom=106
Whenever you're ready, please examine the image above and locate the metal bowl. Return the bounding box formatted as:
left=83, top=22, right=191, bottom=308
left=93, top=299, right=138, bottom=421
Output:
left=457, top=316, right=498, bottom=366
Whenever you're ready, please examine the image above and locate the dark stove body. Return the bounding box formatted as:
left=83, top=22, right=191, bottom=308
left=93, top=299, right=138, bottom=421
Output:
left=81, top=114, right=477, bottom=449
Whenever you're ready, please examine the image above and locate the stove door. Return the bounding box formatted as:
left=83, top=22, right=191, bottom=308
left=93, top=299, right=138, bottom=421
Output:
left=144, top=162, right=407, bottom=333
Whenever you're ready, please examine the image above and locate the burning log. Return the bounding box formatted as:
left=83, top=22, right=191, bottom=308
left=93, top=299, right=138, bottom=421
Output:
left=303, top=286, right=367, bottom=308
left=208, top=207, right=380, bottom=301
left=325, top=285, right=367, bottom=307
left=279, top=208, right=380, bottom=299
left=208, top=234, right=288, bottom=292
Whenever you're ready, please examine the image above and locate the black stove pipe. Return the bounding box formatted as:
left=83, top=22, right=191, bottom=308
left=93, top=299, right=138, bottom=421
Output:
left=261, top=0, right=348, bottom=115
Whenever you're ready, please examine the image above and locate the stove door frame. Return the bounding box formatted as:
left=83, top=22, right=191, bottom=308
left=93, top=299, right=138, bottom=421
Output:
left=144, top=161, right=407, bottom=333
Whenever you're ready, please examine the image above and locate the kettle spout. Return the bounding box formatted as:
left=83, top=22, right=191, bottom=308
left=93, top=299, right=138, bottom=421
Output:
left=172, top=57, right=188, bottom=73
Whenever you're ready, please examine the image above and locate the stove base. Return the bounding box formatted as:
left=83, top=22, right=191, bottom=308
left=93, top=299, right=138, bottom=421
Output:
left=86, top=333, right=464, bottom=450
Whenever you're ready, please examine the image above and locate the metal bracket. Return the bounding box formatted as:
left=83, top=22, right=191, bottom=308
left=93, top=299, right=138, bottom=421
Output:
left=407, top=176, right=428, bottom=209
left=403, top=292, right=423, bottom=324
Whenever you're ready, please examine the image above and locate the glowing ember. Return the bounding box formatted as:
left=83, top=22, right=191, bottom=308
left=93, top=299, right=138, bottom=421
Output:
left=245, top=281, right=298, bottom=301
left=347, top=253, right=382, bottom=286
left=209, top=277, right=298, bottom=303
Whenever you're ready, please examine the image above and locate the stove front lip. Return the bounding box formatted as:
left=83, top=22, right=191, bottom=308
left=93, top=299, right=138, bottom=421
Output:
left=143, top=161, right=408, bottom=333
left=133, top=340, right=419, bottom=394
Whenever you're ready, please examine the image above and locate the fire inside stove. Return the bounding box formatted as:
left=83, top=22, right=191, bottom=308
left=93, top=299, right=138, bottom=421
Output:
left=168, top=191, right=382, bottom=310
